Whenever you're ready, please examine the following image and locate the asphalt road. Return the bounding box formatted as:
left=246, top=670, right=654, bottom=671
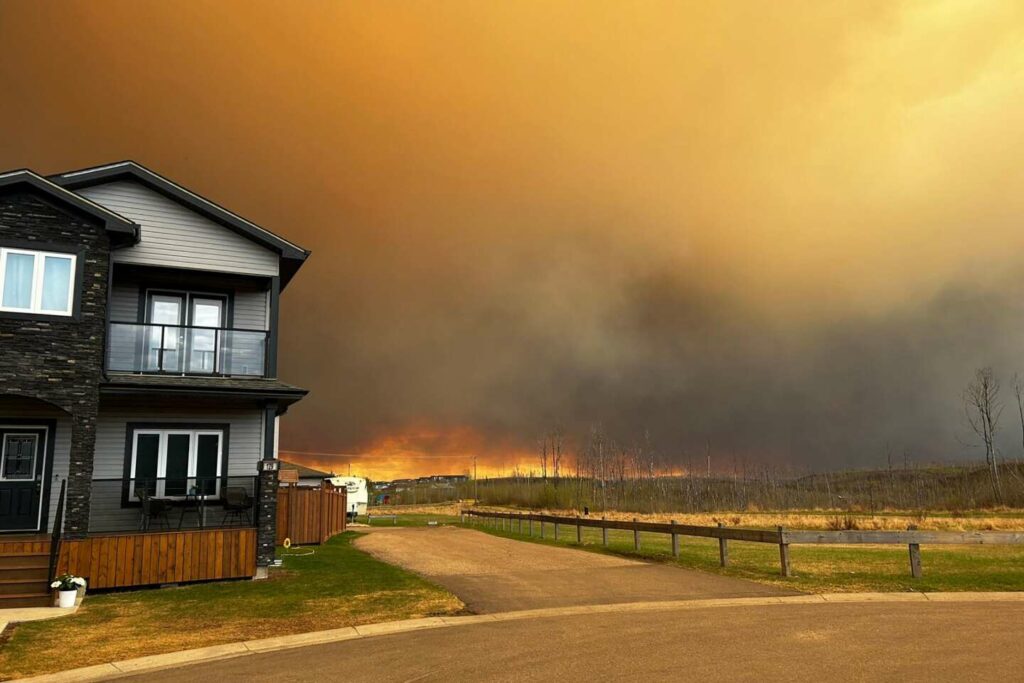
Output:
left=352, top=526, right=795, bottom=612
left=134, top=601, right=1024, bottom=682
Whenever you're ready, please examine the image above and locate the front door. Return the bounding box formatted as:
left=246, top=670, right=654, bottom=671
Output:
left=0, top=429, right=46, bottom=531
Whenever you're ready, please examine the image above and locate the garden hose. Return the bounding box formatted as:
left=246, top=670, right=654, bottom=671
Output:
left=281, top=537, right=315, bottom=557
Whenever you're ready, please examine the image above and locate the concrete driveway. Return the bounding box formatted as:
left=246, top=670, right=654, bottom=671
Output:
left=353, top=526, right=795, bottom=612
left=132, top=600, right=1024, bottom=682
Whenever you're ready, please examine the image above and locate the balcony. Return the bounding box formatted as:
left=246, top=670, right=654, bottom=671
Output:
left=107, top=321, right=268, bottom=377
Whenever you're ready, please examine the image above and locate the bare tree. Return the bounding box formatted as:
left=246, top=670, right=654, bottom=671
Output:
left=1013, top=373, right=1024, bottom=458
left=538, top=437, right=548, bottom=480
left=549, top=427, right=565, bottom=481
left=964, top=367, right=1003, bottom=501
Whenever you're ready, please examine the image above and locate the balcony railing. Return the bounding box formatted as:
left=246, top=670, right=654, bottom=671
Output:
left=107, top=321, right=268, bottom=377
left=88, top=476, right=258, bottom=533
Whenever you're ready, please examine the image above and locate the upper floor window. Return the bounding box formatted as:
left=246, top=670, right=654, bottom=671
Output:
left=0, top=248, right=76, bottom=316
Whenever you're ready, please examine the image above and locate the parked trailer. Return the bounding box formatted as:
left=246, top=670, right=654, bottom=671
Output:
left=328, top=476, right=368, bottom=519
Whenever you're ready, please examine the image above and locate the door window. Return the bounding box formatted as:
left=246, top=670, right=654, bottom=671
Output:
left=145, top=294, right=185, bottom=372
left=1, top=434, right=38, bottom=480
left=187, top=297, right=224, bottom=374
left=145, top=292, right=226, bottom=374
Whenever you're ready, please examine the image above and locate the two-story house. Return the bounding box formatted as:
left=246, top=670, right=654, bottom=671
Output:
left=0, top=162, right=308, bottom=606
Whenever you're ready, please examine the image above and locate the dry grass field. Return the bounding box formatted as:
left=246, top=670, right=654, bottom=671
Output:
left=380, top=501, right=1024, bottom=532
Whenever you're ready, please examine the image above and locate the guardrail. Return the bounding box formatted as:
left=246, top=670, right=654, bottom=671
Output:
left=461, top=509, right=1024, bottom=578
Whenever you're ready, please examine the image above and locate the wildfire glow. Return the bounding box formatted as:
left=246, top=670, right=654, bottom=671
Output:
left=280, top=425, right=537, bottom=481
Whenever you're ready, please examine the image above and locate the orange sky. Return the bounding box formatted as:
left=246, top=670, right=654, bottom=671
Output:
left=3, top=2, right=1024, bottom=478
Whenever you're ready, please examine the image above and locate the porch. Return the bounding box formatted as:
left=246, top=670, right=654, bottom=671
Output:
left=87, top=476, right=258, bottom=534
left=66, top=476, right=261, bottom=589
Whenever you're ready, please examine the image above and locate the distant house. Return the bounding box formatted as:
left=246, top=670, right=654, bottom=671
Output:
left=279, top=460, right=333, bottom=487
left=0, top=161, right=310, bottom=605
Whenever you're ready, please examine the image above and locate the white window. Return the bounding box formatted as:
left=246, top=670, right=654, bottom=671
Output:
left=130, top=429, right=224, bottom=498
left=0, top=247, right=76, bottom=316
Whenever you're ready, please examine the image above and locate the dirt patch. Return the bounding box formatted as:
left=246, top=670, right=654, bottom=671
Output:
left=355, top=526, right=794, bottom=613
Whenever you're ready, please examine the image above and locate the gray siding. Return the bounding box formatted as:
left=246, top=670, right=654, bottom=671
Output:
left=110, top=282, right=139, bottom=322
left=80, top=181, right=279, bottom=277
left=233, top=287, right=268, bottom=330
left=94, top=397, right=265, bottom=479
left=0, top=397, right=70, bottom=533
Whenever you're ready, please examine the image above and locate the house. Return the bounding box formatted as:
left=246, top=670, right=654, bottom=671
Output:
left=0, top=161, right=309, bottom=606
left=278, top=459, right=334, bottom=487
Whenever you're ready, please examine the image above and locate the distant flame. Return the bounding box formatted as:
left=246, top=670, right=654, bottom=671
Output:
left=279, top=424, right=537, bottom=481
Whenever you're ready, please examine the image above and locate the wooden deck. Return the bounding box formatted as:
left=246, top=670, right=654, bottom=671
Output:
left=56, top=527, right=257, bottom=589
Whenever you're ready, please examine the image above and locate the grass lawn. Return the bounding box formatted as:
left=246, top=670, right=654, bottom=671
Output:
left=464, top=517, right=1024, bottom=593
left=0, top=532, right=462, bottom=681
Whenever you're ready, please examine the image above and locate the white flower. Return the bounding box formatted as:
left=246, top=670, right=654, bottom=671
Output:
left=50, top=581, right=60, bottom=589
left=73, top=577, right=86, bottom=587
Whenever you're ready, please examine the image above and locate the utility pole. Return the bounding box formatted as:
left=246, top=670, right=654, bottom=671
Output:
left=474, top=455, right=478, bottom=501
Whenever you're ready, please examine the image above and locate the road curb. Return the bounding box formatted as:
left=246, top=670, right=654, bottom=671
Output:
left=14, top=592, right=1024, bottom=682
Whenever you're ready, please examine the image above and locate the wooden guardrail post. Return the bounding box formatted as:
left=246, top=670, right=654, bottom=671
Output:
left=601, top=517, right=608, bottom=546
left=908, top=524, right=922, bottom=578
left=778, top=526, right=791, bottom=577
left=529, top=516, right=534, bottom=536
left=718, top=522, right=729, bottom=567
left=671, top=520, right=679, bottom=558
left=633, top=518, right=640, bottom=551
left=540, top=519, right=545, bottom=539
left=576, top=516, right=582, bottom=544
left=554, top=521, right=560, bottom=541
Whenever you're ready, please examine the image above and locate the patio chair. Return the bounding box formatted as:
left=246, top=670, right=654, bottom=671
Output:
left=177, top=485, right=206, bottom=530
left=136, top=488, right=170, bottom=531
left=220, top=487, right=253, bottom=526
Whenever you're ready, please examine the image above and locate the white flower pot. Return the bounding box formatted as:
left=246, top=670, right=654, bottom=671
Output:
left=58, top=589, right=77, bottom=608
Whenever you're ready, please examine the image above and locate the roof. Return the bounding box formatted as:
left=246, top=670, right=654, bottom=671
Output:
left=101, top=374, right=308, bottom=407
left=0, top=169, right=139, bottom=245
left=279, top=459, right=334, bottom=479
left=49, top=161, right=310, bottom=288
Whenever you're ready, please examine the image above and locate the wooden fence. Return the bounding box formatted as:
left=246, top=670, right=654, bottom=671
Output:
left=462, top=509, right=1024, bottom=578
left=276, top=483, right=348, bottom=545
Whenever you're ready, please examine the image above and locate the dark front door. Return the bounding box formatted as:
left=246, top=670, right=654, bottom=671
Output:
left=0, top=429, right=46, bottom=531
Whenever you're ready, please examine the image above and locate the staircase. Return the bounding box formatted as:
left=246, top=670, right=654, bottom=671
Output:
left=0, top=537, right=53, bottom=609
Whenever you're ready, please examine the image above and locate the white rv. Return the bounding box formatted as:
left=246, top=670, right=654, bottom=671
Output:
left=328, top=476, right=368, bottom=519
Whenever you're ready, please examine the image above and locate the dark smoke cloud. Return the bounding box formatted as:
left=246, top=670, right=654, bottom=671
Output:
left=2, top=1, right=1024, bottom=475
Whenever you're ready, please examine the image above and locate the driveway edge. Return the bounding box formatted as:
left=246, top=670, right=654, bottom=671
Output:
left=15, top=592, right=1024, bottom=682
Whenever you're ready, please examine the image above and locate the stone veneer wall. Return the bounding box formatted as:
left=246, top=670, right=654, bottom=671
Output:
left=256, top=467, right=279, bottom=566
left=0, top=190, right=110, bottom=536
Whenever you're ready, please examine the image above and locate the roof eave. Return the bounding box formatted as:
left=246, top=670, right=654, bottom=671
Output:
left=49, top=161, right=310, bottom=279
left=0, top=170, right=140, bottom=243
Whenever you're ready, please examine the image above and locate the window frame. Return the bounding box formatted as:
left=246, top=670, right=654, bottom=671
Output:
left=0, top=246, right=78, bottom=317
left=123, top=423, right=230, bottom=502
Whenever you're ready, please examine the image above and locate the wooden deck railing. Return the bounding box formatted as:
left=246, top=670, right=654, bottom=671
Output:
left=462, top=509, right=1024, bottom=578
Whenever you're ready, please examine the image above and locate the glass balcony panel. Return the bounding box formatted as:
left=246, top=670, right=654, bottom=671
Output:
left=107, top=322, right=268, bottom=377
